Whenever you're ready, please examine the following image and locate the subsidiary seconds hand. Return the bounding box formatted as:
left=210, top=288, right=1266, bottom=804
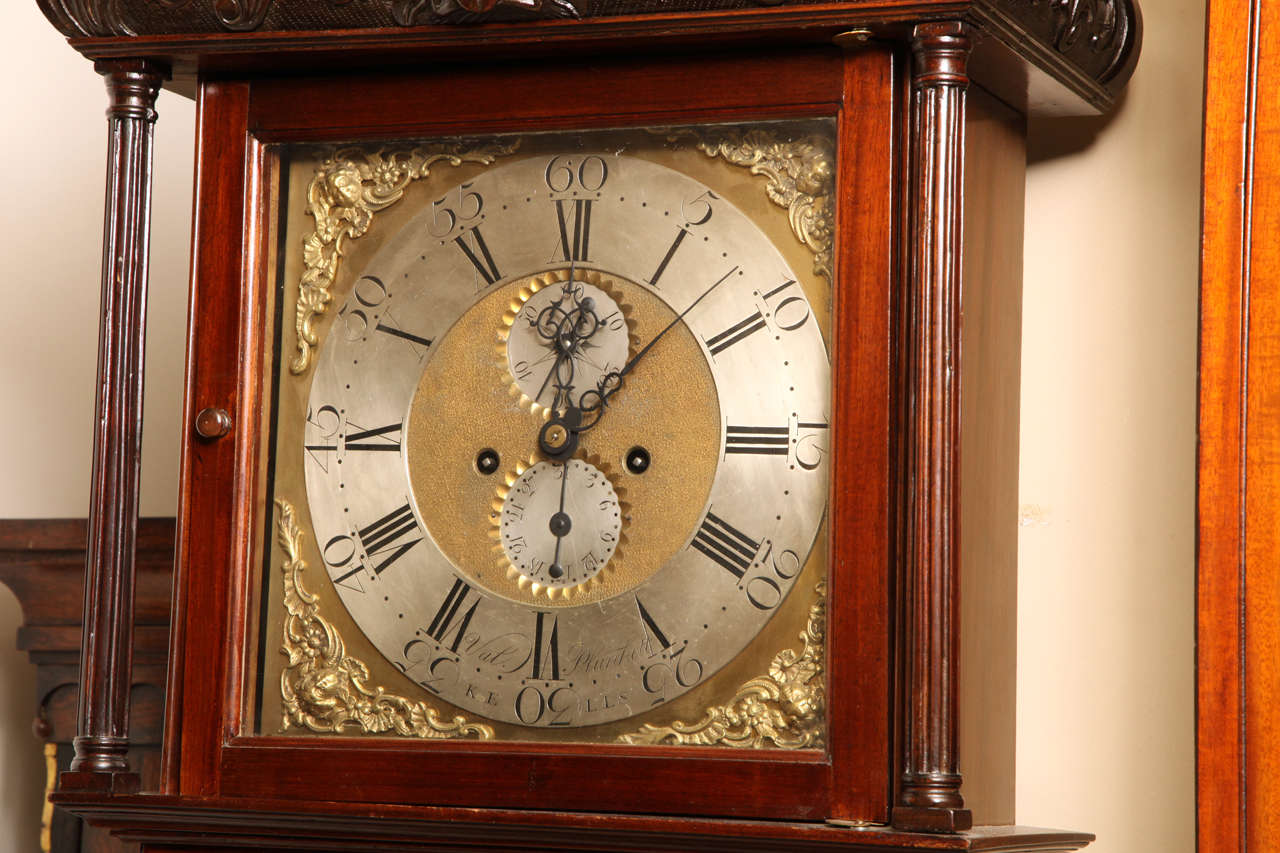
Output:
left=548, top=460, right=572, bottom=579
left=614, top=264, right=739, bottom=383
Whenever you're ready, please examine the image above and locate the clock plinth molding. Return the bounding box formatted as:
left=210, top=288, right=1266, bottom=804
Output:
left=22, top=0, right=1137, bottom=846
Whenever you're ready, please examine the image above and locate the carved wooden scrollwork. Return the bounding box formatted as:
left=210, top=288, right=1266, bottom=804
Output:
left=986, top=0, right=1141, bottom=86
left=37, top=0, right=133, bottom=37
left=211, top=0, right=274, bottom=31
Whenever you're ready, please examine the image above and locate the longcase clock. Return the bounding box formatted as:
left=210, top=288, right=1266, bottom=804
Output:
left=31, top=0, right=1140, bottom=848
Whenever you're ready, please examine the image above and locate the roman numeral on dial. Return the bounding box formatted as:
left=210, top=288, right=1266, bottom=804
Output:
left=704, top=310, right=768, bottom=357
left=455, top=227, right=502, bottom=286
left=691, top=510, right=763, bottom=580
left=529, top=612, right=562, bottom=681
left=306, top=421, right=401, bottom=454
left=647, top=228, right=689, bottom=287
left=426, top=577, right=479, bottom=654
left=375, top=321, right=432, bottom=351
left=725, top=425, right=789, bottom=455
left=554, top=198, right=592, bottom=262
left=635, top=596, right=672, bottom=653
left=354, top=503, right=422, bottom=577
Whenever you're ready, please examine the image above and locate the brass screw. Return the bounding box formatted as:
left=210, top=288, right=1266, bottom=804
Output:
left=833, top=28, right=874, bottom=48
left=545, top=424, right=567, bottom=449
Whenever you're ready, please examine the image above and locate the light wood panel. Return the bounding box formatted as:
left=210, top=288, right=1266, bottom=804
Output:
left=1199, top=0, right=1280, bottom=849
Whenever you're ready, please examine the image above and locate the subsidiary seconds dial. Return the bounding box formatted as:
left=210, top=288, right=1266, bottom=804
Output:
left=301, top=141, right=831, bottom=729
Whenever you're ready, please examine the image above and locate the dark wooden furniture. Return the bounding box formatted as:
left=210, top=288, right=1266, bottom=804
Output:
left=28, top=0, right=1139, bottom=849
left=1198, top=0, right=1280, bottom=848
left=0, top=518, right=175, bottom=853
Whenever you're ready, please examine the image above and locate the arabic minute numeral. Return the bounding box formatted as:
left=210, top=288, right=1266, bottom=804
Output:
left=514, top=684, right=577, bottom=726
left=337, top=275, right=389, bottom=341
left=641, top=644, right=704, bottom=705
left=740, top=541, right=804, bottom=611
left=760, top=278, right=811, bottom=331
left=428, top=182, right=484, bottom=237
left=544, top=154, right=609, bottom=194
left=794, top=419, right=830, bottom=471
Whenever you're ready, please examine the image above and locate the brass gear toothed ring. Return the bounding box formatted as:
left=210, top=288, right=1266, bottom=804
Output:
left=498, top=268, right=636, bottom=416
left=492, top=457, right=628, bottom=601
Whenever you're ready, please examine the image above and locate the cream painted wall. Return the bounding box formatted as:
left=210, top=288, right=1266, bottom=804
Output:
left=0, top=2, right=1196, bottom=850
left=1016, top=0, right=1200, bottom=847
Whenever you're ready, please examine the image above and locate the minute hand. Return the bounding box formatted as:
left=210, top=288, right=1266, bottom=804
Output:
left=616, top=264, right=739, bottom=383
left=539, top=265, right=740, bottom=459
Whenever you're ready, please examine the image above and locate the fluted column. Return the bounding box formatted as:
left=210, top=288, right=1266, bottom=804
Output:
left=62, top=58, right=166, bottom=791
left=893, top=22, right=973, bottom=834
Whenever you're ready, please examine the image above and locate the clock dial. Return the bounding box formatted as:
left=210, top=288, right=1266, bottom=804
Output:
left=273, top=126, right=832, bottom=734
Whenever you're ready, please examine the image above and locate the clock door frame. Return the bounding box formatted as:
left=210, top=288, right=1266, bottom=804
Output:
left=162, top=47, right=898, bottom=823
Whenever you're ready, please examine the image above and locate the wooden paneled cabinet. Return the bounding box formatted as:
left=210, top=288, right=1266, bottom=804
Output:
left=21, top=0, right=1139, bottom=848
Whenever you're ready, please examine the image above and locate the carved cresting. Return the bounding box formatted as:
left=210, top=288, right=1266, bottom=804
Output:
left=1005, top=0, right=1139, bottom=81
left=276, top=500, right=495, bottom=740
left=32, top=0, right=1140, bottom=105
left=61, top=59, right=167, bottom=788
left=38, top=0, right=585, bottom=33
left=892, top=22, right=972, bottom=834
left=617, top=583, right=826, bottom=749
left=291, top=142, right=518, bottom=375
left=36, top=0, right=133, bottom=37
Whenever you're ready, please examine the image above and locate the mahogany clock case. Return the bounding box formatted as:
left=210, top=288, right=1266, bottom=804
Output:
left=166, top=47, right=898, bottom=824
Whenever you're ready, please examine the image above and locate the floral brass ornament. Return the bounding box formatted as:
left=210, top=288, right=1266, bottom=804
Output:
left=617, top=582, right=826, bottom=749
left=290, top=141, right=519, bottom=375
left=663, top=127, right=835, bottom=283
left=276, top=499, right=495, bottom=739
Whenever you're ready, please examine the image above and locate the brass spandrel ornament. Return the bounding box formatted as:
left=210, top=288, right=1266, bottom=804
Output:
left=617, top=581, right=826, bottom=749
left=291, top=140, right=520, bottom=375
left=277, top=499, right=495, bottom=740
left=659, top=126, right=836, bottom=283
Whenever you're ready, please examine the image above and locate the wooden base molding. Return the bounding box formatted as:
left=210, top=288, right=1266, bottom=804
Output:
left=52, top=794, right=1092, bottom=852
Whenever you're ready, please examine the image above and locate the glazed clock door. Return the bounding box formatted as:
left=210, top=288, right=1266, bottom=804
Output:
left=169, top=49, right=895, bottom=823
left=268, top=131, right=831, bottom=739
